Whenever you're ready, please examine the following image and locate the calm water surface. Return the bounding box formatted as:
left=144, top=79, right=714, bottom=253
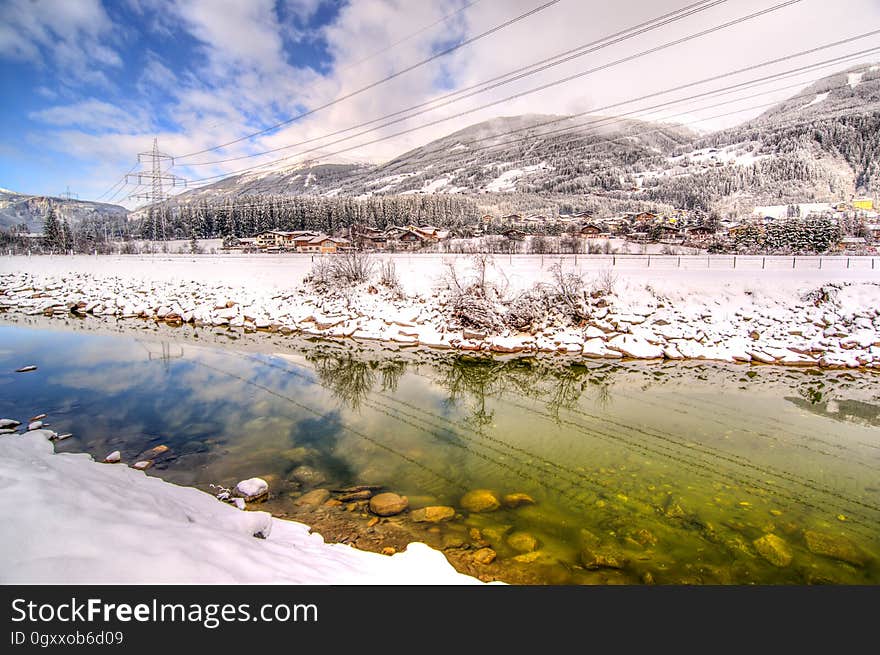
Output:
left=1, top=320, right=878, bottom=584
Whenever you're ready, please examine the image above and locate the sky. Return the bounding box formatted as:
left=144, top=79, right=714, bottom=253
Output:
left=1, top=0, right=879, bottom=207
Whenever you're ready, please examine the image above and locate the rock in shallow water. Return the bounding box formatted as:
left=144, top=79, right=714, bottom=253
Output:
left=294, top=488, right=331, bottom=507
left=103, top=451, right=122, bottom=463
left=753, top=533, right=793, bottom=567
left=0, top=419, right=21, bottom=429
left=460, top=489, right=501, bottom=513
left=804, top=530, right=869, bottom=566
left=288, top=465, right=326, bottom=487
left=15, top=365, right=37, bottom=373
left=410, top=506, right=456, bottom=523
left=507, top=531, right=540, bottom=553
left=369, top=492, right=409, bottom=516
left=234, top=477, right=269, bottom=502
left=502, top=492, right=535, bottom=508
left=132, top=460, right=153, bottom=470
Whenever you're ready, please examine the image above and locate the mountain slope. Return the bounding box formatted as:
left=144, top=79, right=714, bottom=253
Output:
left=0, top=189, right=129, bottom=232
left=162, top=63, right=880, bottom=217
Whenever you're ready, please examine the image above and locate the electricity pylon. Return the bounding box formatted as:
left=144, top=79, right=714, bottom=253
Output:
left=126, top=138, right=188, bottom=239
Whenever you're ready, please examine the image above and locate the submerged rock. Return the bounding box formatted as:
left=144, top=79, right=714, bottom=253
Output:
left=580, top=546, right=629, bottom=570
left=142, top=444, right=169, bottom=459
left=410, top=506, right=456, bottom=523
left=234, top=477, right=269, bottom=502
left=507, top=531, right=540, bottom=553
left=338, top=489, right=373, bottom=502
left=502, top=492, right=536, bottom=508
left=753, top=534, right=793, bottom=567
left=288, top=465, right=327, bottom=487
left=460, top=489, right=501, bottom=513
left=369, top=492, right=409, bottom=516
left=804, top=530, right=868, bottom=566
left=294, top=488, right=331, bottom=507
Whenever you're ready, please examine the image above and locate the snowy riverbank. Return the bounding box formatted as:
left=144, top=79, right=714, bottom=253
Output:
left=2, top=254, right=879, bottom=369
left=0, top=429, right=479, bottom=584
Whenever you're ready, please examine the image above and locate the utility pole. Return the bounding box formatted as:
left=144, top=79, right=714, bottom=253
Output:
left=126, top=138, right=188, bottom=241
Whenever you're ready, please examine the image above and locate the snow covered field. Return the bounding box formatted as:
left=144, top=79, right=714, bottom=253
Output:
left=1, top=253, right=879, bottom=368
left=0, top=430, right=478, bottom=584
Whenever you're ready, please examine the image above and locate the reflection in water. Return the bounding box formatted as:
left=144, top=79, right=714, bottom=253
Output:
left=1, top=321, right=878, bottom=585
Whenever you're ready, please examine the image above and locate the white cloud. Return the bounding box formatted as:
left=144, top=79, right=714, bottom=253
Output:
left=13, top=0, right=880, bottom=205
left=29, top=99, right=149, bottom=133
left=0, top=0, right=120, bottom=82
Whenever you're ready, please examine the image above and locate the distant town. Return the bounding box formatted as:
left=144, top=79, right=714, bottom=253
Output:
left=220, top=197, right=878, bottom=256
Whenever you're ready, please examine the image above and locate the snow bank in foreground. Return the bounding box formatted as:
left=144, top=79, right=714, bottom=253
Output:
left=0, top=432, right=479, bottom=584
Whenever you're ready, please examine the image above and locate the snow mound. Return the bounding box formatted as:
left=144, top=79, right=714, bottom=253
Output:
left=0, top=432, right=481, bottom=584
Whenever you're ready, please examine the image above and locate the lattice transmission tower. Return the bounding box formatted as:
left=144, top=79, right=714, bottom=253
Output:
left=126, top=138, right=188, bottom=239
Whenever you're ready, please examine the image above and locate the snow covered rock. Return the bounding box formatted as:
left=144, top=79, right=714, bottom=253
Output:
left=103, top=451, right=122, bottom=463
left=606, top=334, right=664, bottom=359
left=234, top=477, right=269, bottom=502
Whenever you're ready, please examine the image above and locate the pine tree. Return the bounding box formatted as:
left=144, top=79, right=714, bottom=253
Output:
left=42, top=205, right=61, bottom=252
left=60, top=218, right=72, bottom=252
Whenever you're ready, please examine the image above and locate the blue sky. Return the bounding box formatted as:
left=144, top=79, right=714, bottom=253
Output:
left=1, top=0, right=879, bottom=207
left=0, top=0, right=351, bottom=201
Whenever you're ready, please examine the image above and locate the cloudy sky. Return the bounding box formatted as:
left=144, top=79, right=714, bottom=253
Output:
left=1, top=0, right=878, bottom=206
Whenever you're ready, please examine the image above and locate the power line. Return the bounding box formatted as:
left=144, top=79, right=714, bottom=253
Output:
left=181, top=0, right=726, bottom=167
left=174, top=0, right=563, bottom=159
left=418, top=46, right=880, bottom=164
left=196, top=1, right=484, bottom=135
left=94, top=162, right=139, bottom=202
left=182, top=0, right=811, bottom=185
left=337, top=0, right=482, bottom=73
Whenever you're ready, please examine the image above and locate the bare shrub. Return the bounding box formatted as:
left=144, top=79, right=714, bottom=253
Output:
left=309, top=256, right=334, bottom=285
left=378, top=259, right=399, bottom=287
left=377, top=259, right=403, bottom=298
left=549, top=263, right=589, bottom=321
left=452, top=293, right=505, bottom=331
left=442, top=255, right=509, bottom=331
left=505, top=287, right=549, bottom=330
left=595, top=268, right=617, bottom=296
left=330, top=251, right=375, bottom=284
left=587, top=241, right=603, bottom=254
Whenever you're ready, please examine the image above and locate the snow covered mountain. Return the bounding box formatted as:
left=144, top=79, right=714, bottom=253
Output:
left=166, top=63, right=880, bottom=215
left=0, top=188, right=128, bottom=232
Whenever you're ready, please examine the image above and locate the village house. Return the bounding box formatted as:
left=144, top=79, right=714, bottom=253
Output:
left=627, top=211, right=659, bottom=224
left=685, top=225, right=716, bottom=242
left=300, top=235, right=350, bottom=254
left=254, top=230, right=291, bottom=249
left=579, top=224, right=602, bottom=238
left=838, top=236, right=867, bottom=252
left=384, top=227, right=429, bottom=250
